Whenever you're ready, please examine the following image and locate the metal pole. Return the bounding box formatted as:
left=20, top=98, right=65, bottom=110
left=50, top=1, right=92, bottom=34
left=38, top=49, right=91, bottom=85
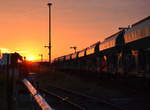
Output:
left=39, top=54, right=43, bottom=62
left=70, top=46, right=77, bottom=53
left=48, top=3, right=52, bottom=63
left=0, top=49, right=1, bottom=58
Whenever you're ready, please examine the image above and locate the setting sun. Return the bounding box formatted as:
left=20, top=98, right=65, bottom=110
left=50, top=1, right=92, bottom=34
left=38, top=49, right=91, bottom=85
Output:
left=26, top=56, right=36, bottom=61
left=26, top=56, right=34, bottom=61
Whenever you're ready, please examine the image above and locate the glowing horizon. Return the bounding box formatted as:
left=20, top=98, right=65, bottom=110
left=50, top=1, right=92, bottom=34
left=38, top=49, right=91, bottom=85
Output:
left=0, top=48, right=42, bottom=62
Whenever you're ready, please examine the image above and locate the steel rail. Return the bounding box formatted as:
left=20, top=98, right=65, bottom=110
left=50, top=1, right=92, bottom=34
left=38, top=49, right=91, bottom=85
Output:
left=22, top=79, right=53, bottom=110
left=40, top=88, right=86, bottom=110
left=45, top=84, right=128, bottom=110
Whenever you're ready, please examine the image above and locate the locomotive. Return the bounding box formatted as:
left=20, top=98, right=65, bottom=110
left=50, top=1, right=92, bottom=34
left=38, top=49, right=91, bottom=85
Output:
left=53, top=16, right=150, bottom=78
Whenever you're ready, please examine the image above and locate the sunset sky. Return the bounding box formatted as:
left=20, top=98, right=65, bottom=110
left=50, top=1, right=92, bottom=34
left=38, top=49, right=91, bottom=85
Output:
left=0, top=0, right=150, bottom=61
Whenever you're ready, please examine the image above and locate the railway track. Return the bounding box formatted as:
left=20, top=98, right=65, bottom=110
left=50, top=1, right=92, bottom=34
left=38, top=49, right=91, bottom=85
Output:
left=39, top=85, right=127, bottom=110
left=27, top=74, right=150, bottom=110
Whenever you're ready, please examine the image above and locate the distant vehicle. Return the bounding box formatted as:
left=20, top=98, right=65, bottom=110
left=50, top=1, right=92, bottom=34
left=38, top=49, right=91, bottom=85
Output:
left=53, top=16, right=150, bottom=79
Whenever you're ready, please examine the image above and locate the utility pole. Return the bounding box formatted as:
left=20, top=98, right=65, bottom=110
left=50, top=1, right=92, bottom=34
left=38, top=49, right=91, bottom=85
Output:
left=45, top=3, right=52, bottom=63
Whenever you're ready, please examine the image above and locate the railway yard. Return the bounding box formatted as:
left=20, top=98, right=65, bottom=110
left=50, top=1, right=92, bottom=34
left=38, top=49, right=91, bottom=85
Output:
left=29, top=70, right=150, bottom=110
left=0, top=63, right=150, bottom=110
left=0, top=10, right=150, bottom=110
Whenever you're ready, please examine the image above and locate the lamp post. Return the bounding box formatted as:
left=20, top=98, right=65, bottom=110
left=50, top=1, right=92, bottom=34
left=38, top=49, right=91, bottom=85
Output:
left=39, top=54, right=43, bottom=62
left=70, top=46, right=77, bottom=53
left=45, top=3, right=52, bottom=63
left=0, top=49, right=1, bottom=58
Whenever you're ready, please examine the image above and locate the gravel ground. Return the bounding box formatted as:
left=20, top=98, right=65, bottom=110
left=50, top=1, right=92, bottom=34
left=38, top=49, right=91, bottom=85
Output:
left=36, top=71, right=148, bottom=97
left=36, top=70, right=150, bottom=110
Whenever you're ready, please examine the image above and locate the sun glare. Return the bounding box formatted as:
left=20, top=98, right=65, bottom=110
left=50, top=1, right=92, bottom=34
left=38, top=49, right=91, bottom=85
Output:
left=19, top=51, right=39, bottom=61
left=26, top=56, right=35, bottom=61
